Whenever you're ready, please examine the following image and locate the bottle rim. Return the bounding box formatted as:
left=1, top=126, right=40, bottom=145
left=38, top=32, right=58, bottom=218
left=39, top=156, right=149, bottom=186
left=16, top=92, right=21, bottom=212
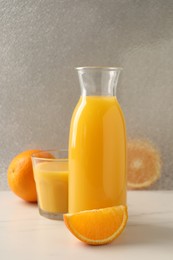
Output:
left=75, top=66, right=123, bottom=71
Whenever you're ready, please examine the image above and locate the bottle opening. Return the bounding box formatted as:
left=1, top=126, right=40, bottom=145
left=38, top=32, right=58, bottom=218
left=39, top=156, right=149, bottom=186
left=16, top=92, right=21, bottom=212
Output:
left=76, top=66, right=123, bottom=71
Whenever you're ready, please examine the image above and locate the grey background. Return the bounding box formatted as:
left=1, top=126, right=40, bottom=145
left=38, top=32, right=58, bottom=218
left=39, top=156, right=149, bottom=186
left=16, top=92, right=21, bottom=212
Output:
left=0, top=0, right=173, bottom=190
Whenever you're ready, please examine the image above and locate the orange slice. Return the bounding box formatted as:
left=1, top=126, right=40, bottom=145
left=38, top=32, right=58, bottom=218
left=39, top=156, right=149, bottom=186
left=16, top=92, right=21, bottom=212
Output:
left=64, top=205, right=128, bottom=245
left=127, top=139, right=161, bottom=189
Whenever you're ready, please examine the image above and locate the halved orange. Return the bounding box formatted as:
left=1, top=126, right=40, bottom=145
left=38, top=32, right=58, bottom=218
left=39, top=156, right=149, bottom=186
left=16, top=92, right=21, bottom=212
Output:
left=64, top=205, right=128, bottom=245
left=127, top=139, right=161, bottom=189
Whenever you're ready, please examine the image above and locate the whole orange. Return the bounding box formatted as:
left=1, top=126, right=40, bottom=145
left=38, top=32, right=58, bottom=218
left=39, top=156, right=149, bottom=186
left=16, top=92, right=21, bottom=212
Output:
left=7, top=149, right=41, bottom=202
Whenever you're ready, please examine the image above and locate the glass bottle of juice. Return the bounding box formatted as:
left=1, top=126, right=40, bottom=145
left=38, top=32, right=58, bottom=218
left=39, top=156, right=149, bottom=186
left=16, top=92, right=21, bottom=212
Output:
left=68, top=67, right=126, bottom=213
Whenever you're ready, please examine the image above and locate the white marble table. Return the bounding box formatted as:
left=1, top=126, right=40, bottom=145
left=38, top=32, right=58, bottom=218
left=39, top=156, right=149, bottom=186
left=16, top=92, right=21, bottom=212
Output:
left=0, top=191, right=173, bottom=260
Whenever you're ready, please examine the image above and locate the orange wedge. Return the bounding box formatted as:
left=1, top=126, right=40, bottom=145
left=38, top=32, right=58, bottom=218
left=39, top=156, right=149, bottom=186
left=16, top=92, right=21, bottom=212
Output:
left=64, top=205, right=128, bottom=245
left=127, top=139, right=161, bottom=189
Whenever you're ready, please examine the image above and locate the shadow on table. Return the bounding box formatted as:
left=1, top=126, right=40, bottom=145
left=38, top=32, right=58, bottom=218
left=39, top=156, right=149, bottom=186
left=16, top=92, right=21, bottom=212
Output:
left=110, top=222, right=173, bottom=247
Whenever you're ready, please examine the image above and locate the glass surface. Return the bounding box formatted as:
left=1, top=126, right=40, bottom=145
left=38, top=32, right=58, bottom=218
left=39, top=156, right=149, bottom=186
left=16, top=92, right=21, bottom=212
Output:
left=32, top=150, right=68, bottom=220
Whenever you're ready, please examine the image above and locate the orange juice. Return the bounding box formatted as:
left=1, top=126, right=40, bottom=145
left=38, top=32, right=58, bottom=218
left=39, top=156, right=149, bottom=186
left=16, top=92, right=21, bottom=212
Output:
left=69, top=96, right=126, bottom=213
left=33, top=161, right=68, bottom=213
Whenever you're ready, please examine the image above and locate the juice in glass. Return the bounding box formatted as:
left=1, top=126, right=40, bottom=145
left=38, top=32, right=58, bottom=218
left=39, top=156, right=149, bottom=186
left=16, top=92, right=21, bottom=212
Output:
left=32, top=151, right=68, bottom=220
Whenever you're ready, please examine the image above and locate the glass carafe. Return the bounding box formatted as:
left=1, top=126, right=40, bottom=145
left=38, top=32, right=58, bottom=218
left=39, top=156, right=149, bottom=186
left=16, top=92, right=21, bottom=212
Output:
left=68, top=67, right=126, bottom=213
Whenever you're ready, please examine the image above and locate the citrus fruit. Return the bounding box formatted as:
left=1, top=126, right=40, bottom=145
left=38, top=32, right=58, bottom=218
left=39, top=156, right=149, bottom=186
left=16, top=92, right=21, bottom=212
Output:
left=127, top=139, right=161, bottom=189
left=7, top=149, right=41, bottom=202
left=64, top=205, right=128, bottom=245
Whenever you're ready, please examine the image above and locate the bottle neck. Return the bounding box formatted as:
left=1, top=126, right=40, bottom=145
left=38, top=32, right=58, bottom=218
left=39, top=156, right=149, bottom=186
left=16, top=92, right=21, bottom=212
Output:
left=76, top=67, right=122, bottom=96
